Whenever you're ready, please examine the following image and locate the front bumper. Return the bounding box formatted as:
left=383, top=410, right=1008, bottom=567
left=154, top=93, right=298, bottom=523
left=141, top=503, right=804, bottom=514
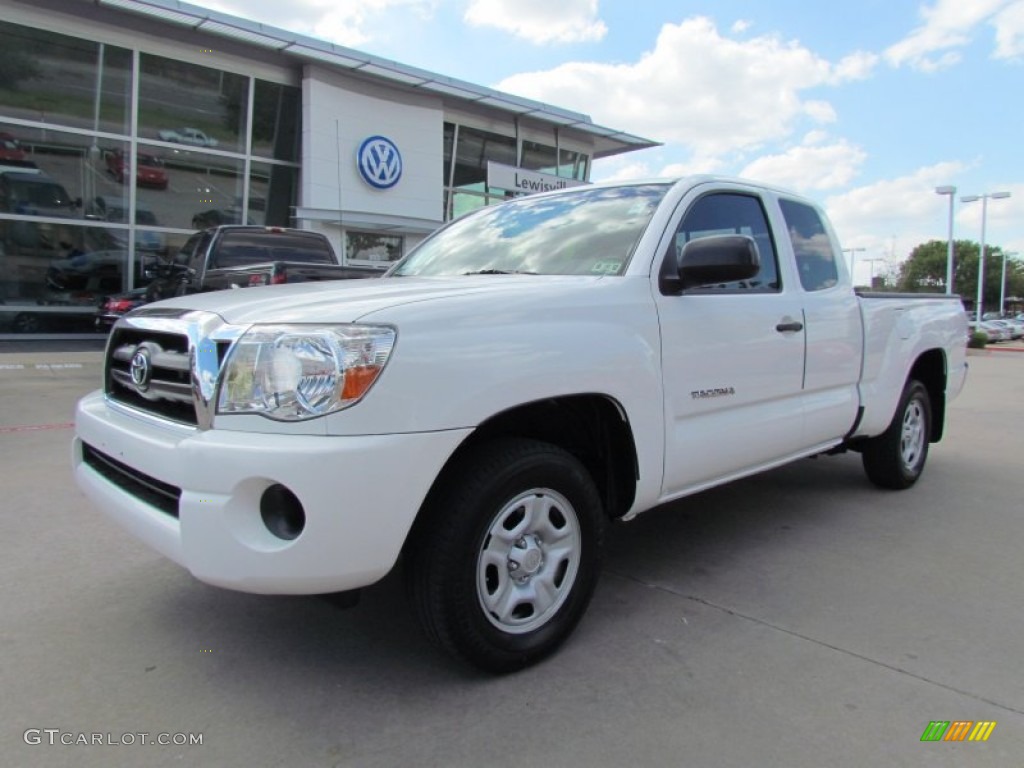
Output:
left=73, top=390, right=470, bottom=594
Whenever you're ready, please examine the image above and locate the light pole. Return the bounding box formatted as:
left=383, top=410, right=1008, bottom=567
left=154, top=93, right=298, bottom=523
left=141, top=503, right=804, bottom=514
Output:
left=1000, top=251, right=1018, bottom=317
left=935, top=186, right=956, bottom=293
left=842, top=247, right=865, bottom=282
left=961, top=191, right=1011, bottom=322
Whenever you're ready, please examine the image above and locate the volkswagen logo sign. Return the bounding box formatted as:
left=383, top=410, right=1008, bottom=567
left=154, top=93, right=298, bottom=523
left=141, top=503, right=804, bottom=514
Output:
left=129, top=348, right=152, bottom=392
left=357, top=135, right=402, bottom=189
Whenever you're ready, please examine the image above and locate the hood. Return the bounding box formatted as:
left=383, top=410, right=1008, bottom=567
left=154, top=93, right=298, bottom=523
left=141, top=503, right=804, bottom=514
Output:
left=148, top=275, right=606, bottom=326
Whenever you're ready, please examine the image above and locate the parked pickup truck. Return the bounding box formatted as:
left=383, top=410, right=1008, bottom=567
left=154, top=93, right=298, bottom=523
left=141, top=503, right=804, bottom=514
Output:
left=96, top=226, right=382, bottom=329
left=73, top=177, right=968, bottom=673
left=160, top=225, right=383, bottom=294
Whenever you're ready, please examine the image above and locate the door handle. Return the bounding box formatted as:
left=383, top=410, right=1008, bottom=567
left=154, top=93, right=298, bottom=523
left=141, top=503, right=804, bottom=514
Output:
left=776, top=321, right=804, bottom=333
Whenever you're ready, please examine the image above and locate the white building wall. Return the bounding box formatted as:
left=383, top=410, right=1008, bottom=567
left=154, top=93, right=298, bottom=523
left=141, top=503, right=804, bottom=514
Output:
left=301, top=67, right=444, bottom=229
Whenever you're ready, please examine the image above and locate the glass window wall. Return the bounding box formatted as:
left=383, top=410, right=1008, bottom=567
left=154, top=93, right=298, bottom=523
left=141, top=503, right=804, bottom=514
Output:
left=139, top=53, right=249, bottom=154
left=345, top=231, right=402, bottom=267
left=250, top=161, right=298, bottom=227
left=559, top=148, right=588, bottom=181
left=441, top=122, right=590, bottom=222
left=0, top=22, right=132, bottom=136
left=251, top=80, right=300, bottom=162
left=0, top=20, right=300, bottom=333
left=521, top=140, right=557, bottom=174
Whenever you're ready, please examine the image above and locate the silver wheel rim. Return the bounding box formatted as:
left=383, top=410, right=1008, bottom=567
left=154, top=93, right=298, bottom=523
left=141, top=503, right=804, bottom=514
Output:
left=900, top=397, right=926, bottom=471
left=476, top=488, right=582, bottom=635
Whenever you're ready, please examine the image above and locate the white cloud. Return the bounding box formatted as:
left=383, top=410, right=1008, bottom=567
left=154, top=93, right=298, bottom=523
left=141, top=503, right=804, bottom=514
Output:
left=740, top=136, right=866, bottom=191
left=200, top=0, right=437, bottom=47
left=822, top=161, right=971, bottom=264
left=731, top=19, right=752, bottom=34
left=658, top=157, right=726, bottom=178
left=590, top=160, right=657, bottom=183
left=496, top=17, right=866, bottom=162
left=957, top=184, right=1022, bottom=245
left=993, top=0, right=1024, bottom=58
left=802, top=100, right=837, bottom=124
left=885, top=0, right=1013, bottom=71
left=464, top=0, right=607, bottom=44
left=591, top=150, right=725, bottom=183
left=830, top=51, right=879, bottom=82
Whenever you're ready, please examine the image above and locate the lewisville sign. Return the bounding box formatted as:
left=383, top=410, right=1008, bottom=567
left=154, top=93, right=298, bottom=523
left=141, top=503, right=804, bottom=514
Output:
left=486, top=162, right=588, bottom=196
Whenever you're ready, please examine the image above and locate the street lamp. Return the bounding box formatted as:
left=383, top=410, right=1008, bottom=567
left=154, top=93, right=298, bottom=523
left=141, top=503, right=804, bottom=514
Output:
left=1001, top=251, right=1018, bottom=317
left=935, top=186, right=956, bottom=293
left=961, top=191, right=1011, bottom=322
left=842, top=247, right=865, bottom=281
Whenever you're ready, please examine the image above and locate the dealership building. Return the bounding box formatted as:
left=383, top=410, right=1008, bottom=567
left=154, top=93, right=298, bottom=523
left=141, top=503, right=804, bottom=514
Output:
left=0, top=0, right=656, bottom=335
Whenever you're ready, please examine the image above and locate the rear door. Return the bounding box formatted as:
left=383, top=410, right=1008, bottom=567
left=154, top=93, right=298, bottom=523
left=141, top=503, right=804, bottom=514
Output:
left=654, top=185, right=808, bottom=497
left=776, top=197, right=862, bottom=445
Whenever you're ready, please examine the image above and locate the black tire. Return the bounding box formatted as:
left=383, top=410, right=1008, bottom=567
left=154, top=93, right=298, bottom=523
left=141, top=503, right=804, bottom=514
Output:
left=862, top=379, right=931, bottom=489
left=12, top=312, right=42, bottom=334
left=405, top=438, right=605, bottom=673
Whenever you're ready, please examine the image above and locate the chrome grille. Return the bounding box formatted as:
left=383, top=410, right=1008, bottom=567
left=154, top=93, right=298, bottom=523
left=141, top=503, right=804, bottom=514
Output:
left=107, top=328, right=196, bottom=425
left=104, top=310, right=240, bottom=429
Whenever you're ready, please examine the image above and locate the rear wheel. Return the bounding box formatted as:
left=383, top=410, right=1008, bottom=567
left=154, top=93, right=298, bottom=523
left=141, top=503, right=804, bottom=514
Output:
left=405, top=438, right=605, bottom=673
left=12, top=312, right=42, bottom=334
left=862, top=379, right=931, bottom=489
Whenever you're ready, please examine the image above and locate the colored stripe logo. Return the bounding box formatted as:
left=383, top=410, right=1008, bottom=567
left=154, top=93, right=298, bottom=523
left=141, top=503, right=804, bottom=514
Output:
left=921, top=721, right=996, bottom=742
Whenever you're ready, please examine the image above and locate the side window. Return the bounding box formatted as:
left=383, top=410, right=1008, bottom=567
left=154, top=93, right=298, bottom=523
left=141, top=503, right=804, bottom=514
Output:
left=667, top=193, right=780, bottom=292
left=172, top=232, right=208, bottom=269
left=779, top=199, right=838, bottom=292
left=190, top=232, right=213, bottom=271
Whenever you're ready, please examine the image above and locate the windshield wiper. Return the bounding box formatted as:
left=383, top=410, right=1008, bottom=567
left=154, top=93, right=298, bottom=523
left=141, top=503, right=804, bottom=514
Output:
left=461, top=269, right=537, bottom=275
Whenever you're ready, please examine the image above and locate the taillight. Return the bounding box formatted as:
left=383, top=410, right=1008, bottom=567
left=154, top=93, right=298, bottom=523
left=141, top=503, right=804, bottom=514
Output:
left=107, top=299, right=135, bottom=312
left=270, top=270, right=287, bottom=285
left=248, top=274, right=268, bottom=286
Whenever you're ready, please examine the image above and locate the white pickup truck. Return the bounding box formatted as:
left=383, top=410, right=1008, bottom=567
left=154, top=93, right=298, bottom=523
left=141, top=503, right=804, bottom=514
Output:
left=73, top=176, right=968, bottom=672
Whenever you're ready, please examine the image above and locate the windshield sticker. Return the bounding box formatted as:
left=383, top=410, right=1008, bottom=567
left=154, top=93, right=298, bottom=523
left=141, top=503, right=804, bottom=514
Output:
left=591, top=261, right=622, bottom=274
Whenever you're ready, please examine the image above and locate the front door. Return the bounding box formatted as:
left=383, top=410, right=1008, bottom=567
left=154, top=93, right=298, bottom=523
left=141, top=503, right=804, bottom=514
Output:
left=655, top=188, right=807, bottom=499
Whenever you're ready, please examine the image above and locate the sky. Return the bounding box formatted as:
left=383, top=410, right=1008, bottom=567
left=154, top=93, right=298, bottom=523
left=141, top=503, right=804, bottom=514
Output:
left=200, top=0, right=1023, bottom=285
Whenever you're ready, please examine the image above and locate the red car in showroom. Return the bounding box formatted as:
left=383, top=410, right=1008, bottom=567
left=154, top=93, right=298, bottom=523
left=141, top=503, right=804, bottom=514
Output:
left=104, top=150, right=168, bottom=189
left=0, top=132, right=27, bottom=162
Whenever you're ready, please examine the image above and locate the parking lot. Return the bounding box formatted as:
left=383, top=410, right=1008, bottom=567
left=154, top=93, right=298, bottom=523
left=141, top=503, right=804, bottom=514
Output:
left=2, top=340, right=1023, bottom=767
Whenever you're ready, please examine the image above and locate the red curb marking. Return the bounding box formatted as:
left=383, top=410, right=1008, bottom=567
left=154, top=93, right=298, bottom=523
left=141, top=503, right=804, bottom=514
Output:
left=0, top=422, right=75, bottom=434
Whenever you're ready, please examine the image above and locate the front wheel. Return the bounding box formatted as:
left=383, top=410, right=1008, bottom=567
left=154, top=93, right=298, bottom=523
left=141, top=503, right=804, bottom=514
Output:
left=405, top=438, right=605, bottom=673
left=862, top=379, right=932, bottom=489
left=12, top=312, right=43, bottom=334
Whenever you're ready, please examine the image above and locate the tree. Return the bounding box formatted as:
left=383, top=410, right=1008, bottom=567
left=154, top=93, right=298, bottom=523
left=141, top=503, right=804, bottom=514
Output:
left=897, top=239, right=1024, bottom=311
left=0, top=48, right=41, bottom=92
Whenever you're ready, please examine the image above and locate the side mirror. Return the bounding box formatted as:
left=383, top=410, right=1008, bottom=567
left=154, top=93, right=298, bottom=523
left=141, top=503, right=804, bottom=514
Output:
left=662, top=234, right=760, bottom=293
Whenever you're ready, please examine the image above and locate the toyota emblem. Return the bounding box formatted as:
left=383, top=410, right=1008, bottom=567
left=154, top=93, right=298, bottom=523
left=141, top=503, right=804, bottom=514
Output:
left=129, top=348, right=152, bottom=391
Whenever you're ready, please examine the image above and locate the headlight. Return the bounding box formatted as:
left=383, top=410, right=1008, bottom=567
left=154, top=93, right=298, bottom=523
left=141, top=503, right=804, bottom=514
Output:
left=217, top=324, right=396, bottom=421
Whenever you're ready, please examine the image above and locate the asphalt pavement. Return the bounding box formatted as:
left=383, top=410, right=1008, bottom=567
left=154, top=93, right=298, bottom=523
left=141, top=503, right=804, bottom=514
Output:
left=1, top=339, right=1022, bottom=767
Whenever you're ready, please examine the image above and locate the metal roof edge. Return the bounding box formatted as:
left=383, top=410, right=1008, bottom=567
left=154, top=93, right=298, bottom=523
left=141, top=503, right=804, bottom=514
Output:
left=93, top=0, right=659, bottom=152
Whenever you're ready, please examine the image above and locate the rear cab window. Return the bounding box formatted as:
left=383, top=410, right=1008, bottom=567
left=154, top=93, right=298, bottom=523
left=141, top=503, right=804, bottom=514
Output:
left=210, top=231, right=334, bottom=269
left=779, top=199, right=839, bottom=292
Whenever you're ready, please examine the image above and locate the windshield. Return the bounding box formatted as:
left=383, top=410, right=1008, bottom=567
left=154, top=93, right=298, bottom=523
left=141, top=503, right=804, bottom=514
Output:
left=12, top=179, right=72, bottom=208
left=392, top=184, right=669, bottom=277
